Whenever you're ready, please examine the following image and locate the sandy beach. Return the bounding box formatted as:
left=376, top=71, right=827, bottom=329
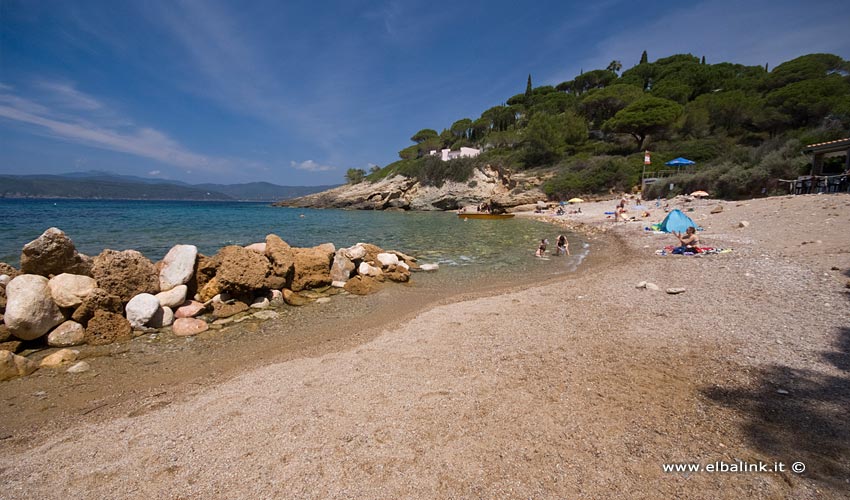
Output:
left=1, top=193, right=848, bottom=499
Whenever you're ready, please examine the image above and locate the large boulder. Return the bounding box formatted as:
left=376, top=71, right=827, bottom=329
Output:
left=19, top=228, right=92, bottom=277
left=125, top=293, right=161, bottom=328
left=330, top=249, right=356, bottom=284
left=47, top=273, right=97, bottom=308
left=215, top=246, right=273, bottom=294
left=70, top=287, right=123, bottom=326
left=291, top=243, right=335, bottom=292
left=47, top=320, right=86, bottom=347
left=4, top=274, right=65, bottom=341
left=159, top=245, right=198, bottom=292
left=265, top=234, right=295, bottom=286
left=85, top=310, right=132, bottom=346
left=0, top=351, right=38, bottom=381
left=156, top=285, right=187, bottom=308
left=91, top=249, right=160, bottom=302
left=188, top=254, right=217, bottom=297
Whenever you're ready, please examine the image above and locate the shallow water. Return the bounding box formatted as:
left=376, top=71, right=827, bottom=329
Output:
left=0, top=199, right=588, bottom=288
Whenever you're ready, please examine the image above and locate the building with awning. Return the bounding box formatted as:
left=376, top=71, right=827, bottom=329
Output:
left=780, top=138, right=850, bottom=194
left=803, top=137, right=850, bottom=176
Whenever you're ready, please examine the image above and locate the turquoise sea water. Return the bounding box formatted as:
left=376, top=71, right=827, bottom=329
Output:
left=0, top=199, right=587, bottom=286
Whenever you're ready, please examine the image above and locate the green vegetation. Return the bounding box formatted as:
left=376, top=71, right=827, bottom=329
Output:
left=361, top=52, right=850, bottom=200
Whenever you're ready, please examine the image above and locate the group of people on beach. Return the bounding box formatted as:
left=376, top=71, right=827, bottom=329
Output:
left=535, top=234, right=570, bottom=257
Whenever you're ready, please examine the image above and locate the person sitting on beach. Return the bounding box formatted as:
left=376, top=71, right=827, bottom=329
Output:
left=535, top=238, right=548, bottom=257
left=556, top=234, right=570, bottom=256
left=673, top=227, right=700, bottom=253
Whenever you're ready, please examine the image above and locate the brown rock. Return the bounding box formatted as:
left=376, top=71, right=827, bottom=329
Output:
left=356, top=243, right=385, bottom=266
left=91, top=249, right=160, bottom=302
left=188, top=254, right=217, bottom=297
left=71, top=288, right=123, bottom=326
left=343, top=275, right=382, bottom=295
left=265, top=234, right=295, bottom=287
left=0, top=340, right=23, bottom=353
left=40, top=348, right=78, bottom=368
left=172, top=318, right=209, bottom=337
left=385, top=268, right=411, bottom=283
left=198, top=276, right=223, bottom=303
left=215, top=246, right=273, bottom=293
left=282, top=289, right=311, bottom=306
left=291, top=243, right=335, bottom=292
left=212, top=300, right=249, bottom=318
left=710, top=205, right=723, bottom=214
left=84, top=310, right=132, bottom=346
left=0, top=286, right=6, bottom=313
left=0, top=323, right=10, bottom=342
left=19, top=228, right=92, bottom=277
left=0, top=263, right=20, bottom=279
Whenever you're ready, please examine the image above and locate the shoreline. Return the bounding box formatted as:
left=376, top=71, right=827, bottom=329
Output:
left=1, top=193, right=849, bottom=498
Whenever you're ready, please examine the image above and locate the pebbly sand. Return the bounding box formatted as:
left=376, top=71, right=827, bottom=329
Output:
left=1, top=193, right=849, bottom=499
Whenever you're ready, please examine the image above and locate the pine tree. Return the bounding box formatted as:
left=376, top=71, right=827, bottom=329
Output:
left=765, top=62, right=769, bottom=72
left=525, top=74, right=533, bottom=98
left=701, top=55, right=706, bottom=65
left=639, top=50, right=648, bottom=64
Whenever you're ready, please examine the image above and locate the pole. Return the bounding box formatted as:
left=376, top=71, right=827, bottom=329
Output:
left=642, top=150, right=651, bottom=192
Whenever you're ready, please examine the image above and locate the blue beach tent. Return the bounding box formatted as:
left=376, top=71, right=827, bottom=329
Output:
left=665, top=157, right=696, bottom=167
left=659, top=209, right=699, bottom=233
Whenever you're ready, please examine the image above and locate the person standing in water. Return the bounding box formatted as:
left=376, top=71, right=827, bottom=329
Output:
left=535, top=238, right=548, bottom=257
left=556, top=234, right=570, bottom=256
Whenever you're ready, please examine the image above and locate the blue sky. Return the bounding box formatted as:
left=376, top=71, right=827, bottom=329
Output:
left=1, top=0, right=848, bottom=186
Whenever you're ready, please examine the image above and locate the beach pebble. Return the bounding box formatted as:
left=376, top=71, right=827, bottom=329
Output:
left=0, top=274, right=11, bottom=286
left=66, top=361, right=90, bottom=374
left=419, top=263, right=439, bottom=272
left=39, top=348, right=78, bottom=368
left=250, top=297, right=270, bottom=309
left=316, top=297, right=331, bottom=304
left=635, top=281, right=647, bottom=289
left=47, top=321, right=86, bottom=347
left=159, top=245, right=198, bottom=291
left=268, top=290, right=284, bottom=306
left=156, top=285, right=188, bottom=308
left=666, top=288, right=686, bottom=294
left=174, top=300, right=205, bottom=318
left=172, top=318, right=209, bottom=337
left=776, top=389, right=789, bottom=395
left=148, top=306, right=174, bottom=328
left=738, top=221, right=750, bottom=228
left=252, top=310, right=279, bottom=321
left=645, top=282, right=660, bottom=291
left=125, top=293, right=161, bottom=328
left=0, top=351, right=38, bottom=381
left=283, top=289, right=311, bottom=306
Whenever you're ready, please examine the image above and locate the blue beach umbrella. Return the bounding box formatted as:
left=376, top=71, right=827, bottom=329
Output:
left=665, top=157, right=696, bottom=168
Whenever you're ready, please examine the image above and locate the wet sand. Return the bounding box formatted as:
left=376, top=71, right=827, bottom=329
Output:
left=1, top=193, right=849, bottom=499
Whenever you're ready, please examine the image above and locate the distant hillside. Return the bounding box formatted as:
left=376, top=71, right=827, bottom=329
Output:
left=0, top=171, right=337, bottom=201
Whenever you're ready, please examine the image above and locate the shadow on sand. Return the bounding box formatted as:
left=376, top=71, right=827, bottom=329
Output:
left=702, top=291, right=850, bottom=492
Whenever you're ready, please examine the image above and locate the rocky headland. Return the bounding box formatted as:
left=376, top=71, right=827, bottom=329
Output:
left=274, top=165, right=546, bottom=211
left=0, top=228, right=429, bottom=382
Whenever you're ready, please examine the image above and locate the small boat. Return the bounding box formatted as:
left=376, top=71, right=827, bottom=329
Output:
left=458, top=212, right=515, bottom=220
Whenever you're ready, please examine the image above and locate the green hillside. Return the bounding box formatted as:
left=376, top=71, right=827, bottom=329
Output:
left=360, top=53, right=850, bottom=200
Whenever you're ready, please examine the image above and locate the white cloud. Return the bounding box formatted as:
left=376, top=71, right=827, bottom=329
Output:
left=37, top=81, right=103, bottom=110
left=290, top=160, right=335, bottom=172
left=148, top=170, right=161, bottom=176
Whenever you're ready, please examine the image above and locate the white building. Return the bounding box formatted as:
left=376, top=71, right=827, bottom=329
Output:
left=428, top=147, right=481, bottom=162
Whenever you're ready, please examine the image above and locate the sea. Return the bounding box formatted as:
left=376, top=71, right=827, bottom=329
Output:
left=0, top=199, right=589, bottom=291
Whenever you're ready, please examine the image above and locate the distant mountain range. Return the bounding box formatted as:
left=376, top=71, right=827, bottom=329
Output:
left=0, top=171, right=338, bottom=202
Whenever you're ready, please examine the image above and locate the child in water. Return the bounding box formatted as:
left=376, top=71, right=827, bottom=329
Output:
left=535, top=238, right=548, bottom=257
left=556, top=234, right=570, bottom=256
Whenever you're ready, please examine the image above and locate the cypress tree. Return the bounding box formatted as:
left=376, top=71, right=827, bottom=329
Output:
left=525, top=74, right=533, bottom=97
left=701, top=55, right=706, bottom=65
left=639, top=50, right=648, bottom=64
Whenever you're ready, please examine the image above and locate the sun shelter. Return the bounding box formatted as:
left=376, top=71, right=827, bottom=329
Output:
left=665, top=157, right=696, bottom=168
left=658, top=209, right=699, bottom=233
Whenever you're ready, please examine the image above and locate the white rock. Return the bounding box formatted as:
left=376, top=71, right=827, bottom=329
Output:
left=419, top=263, right=439, bottom=271
left=344, top=244, right=367, bottom=261
left=252, top=310, right=279, bottom=321
left=125, top=293, right=161, bottom=328
left=358, top=262, right=382, bottom=277
left=331, top=280, right=347, bottom=288
left=316, top=297, right=331, bottom=304
left=4, top=274, right=66, bottom=341
left=156, top=285, right=188, bottom=308
left=635, top=281, right=647, bottom=289
left=399, top=262, right=410, bottom=271
left=0, top=274, right=10, bottom=286
left=47, top=320, right=85, bottom=347
left=268, top=289, right=284, bottom=306
left=645, top=282, right=660, bottom=291
left=245, top=242, right=266, bottom=253
left=47, top=273, right=97, bottom=308
left=67, top=361, right=90, bottom=374
left=148, top=306, right=174, bottom=328
left=159, top=244, right=198, bottom=291
left=376, top=252, right=399, bottom=268
left=40, top=348, right=78, bottom=368
left=250, top=297, right=270, bottom=309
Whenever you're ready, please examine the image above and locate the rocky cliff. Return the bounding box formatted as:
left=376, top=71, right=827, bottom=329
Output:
left=274, top=166, right=546, bottom=211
